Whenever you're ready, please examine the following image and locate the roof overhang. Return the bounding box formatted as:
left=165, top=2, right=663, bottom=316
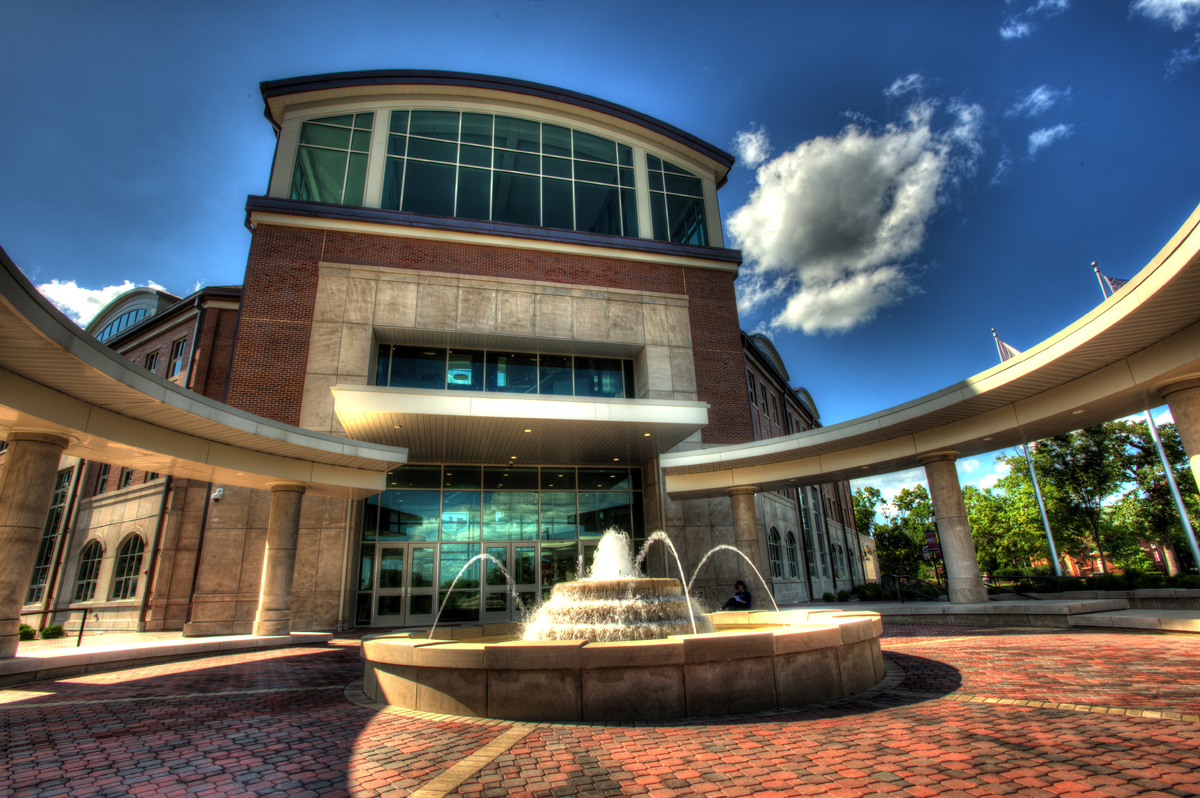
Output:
left=332, top=385, right=708, bottom=465
left=0, top=247, right=407, bottom=499
left=259, top=70, right=735, bottom=188
left=662, top=200, right=1200, bottom=500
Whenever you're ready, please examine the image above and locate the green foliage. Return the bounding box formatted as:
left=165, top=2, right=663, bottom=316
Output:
left=872, top=485, right=932, bottom=577
left=18, top=624, right=35, bottom=641
left=40, top=624, right=64, bottom=640
left=821, top=591, right=836, bottom=602
left=854, top=582, right=885, bottom=601
left=852, top=486, right=883, bottom=538
left=836, top=589, right=850, bottom=602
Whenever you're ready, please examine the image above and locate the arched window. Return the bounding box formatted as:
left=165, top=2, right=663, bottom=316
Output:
left=74, top=541, right=104, bottom=602
left=768, top=528, right=783, bottom=579
left=111, top=535, right=145, bottom=600
left=832, top=542, right=846, bottom=580
left=785, top=532, right=800, bottom=579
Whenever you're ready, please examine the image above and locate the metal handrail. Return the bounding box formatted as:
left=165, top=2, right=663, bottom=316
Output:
left=984, top=572, right=1089, bottom=600
left=19, top=608, right=94, bottom=647
left=883, top=574, right=944, bottom=603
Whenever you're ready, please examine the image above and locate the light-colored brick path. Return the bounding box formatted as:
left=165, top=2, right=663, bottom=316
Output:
left=0, top=627, right=1197, bottom=797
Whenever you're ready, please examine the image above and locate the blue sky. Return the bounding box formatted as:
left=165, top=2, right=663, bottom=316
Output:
left=2, top=1, right=1198, bottom=501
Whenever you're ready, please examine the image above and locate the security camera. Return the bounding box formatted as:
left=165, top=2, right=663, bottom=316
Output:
left=211, top=488, right=224, bottom=502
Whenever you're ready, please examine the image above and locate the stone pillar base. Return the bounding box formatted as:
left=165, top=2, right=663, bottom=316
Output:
left=948, top=579, right=989, bottom=605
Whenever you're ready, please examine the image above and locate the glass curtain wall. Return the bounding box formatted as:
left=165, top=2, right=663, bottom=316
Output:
left=357, top=464, right=645, bottom=626
left=646, top=155, right=708, bottom=246
left=289, top=113, right=375, bottom=206
left=375, top=345, right=636, bottom=399
left=381, top=111, right=638, bottom=237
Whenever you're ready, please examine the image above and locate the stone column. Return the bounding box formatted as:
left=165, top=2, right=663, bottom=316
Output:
left=1161, top=378, right=1200, bottom=488
left=922, top=453, right=988, bottom=605
left=252, top=483, right=307, bottom=636
left=1159, top=378, right=1200, bottom=568
left=0, top=432, right=70, bottom=658
left=727, top=486, right=766, bottom=586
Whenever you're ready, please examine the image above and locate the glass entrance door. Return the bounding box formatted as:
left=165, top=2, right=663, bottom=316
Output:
left=482, top=543, right=538, bottom=623
left=372, top=544, right=438, bottom=627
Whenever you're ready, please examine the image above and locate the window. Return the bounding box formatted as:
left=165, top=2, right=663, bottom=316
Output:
left=381, top=111, right=638, bottom=237
left=147, top=472, right=160, bottom=481
left=144, top=351, right=159, bottom=373
left=647, top=154, right=708, bottom=246
left=96, top=463, right=110, bottom=495
left=111, top=535, right=145, bottom=600
left=95, top=308, right=149, bottom=343
left=119, top=468, right=134, bottom=489
left=168, top=339, right=187, bottom=378
left=26, top=469, right=72, bottom=603
left=832, top=543, right=847, bottom=580
left=74, top=541, right=103, bottom=602
left=760, top=383, right=768, bottom=414
left=289, top=112, right=374, bottom=206
left=785, top=532, right=800, bottom=579
left=747, top=371, right=756, bottom=405
left=375, top=345, right=635, bottom=398
left=770, top=396, right=779, bottom=424
left=768, top=528, right=783, bottom=579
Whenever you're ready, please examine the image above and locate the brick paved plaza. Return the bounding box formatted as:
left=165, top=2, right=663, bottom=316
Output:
left=2, top=625, right=1198, bottom=798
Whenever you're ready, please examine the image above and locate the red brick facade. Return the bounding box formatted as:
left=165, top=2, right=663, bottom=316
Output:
left=225, top=224, right=754, bottom=444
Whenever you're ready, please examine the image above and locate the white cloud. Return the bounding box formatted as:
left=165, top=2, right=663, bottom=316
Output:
left=731, top=124, right=773, bottom=169
left=1005, top=85, right=1070, bottom=118
left=1166, top=32, right=1200, bottom=73
left=728, top=99, right=983, bottom=335
left=977, top=473, right=1002, bottom=490
left=851, top=467, right=928, bottom=505
left=37, top=279, right=165, bottom=326
left=1000, top=20, right=1033, bottom=38
left=1027, top=123, right=1074, bottom=155
left=884, top=73, right=925, bottom=99
left=990, top=151, right=1013, bottom=185
left=1154, top=407, right=1175, bottom=425
left=1131, top=0, right=1200, bottom=29
left=1001, top=0, right=1070, bottom=38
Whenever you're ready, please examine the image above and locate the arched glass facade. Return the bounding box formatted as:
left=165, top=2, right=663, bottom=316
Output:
left=768, top=528, right=783, bottom=579
left=74, top=541, right=103, bottom=602
left=287, top=107, right=712, bottom=246
left=111, top=535, right=145, bottom=600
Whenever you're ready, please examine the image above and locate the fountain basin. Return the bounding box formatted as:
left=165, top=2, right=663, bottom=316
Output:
left=359, top=609, right=884, bottom=722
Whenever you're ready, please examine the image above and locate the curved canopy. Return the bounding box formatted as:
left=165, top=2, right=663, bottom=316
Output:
left=663, top=201, right=1200, bottom=500
left=0, top=247, right=407, bottom=498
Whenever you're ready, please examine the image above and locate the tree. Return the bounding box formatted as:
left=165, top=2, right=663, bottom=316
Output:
left=852, top=486, right=883, bottom=538
left=962, top=480, right=1051, bottom=574
left=1112, top=420, right=1198, bottom=575
left=1035, top=425, right=1127, bottom=573
left=873, top=485, right=931, bottom=577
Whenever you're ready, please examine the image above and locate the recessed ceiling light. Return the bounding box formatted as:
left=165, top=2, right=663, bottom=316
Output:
left=1072, top=409, right=1084, bottom=414
left=510, top=455, right=517, bottom=459
left=861, top=467, right=868, bottom=470
left=983, top=437, right=993, bottom=441
left=524, top=429, right=532, bottom=433
left=393, top=425, right=402, bottom=429
left=236, top=472, right=244, bottom=475
left=613, top=458, right=619, bottom=461
left=643, top=433, right=651, bottom=437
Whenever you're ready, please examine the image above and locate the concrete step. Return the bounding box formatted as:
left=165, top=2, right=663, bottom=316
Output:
left=1067, top=609, right=1200, bottom=633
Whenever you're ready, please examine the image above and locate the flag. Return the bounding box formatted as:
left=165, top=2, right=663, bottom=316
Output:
left=997, top=339, right=1022, bottom=362
left=1101, top=273, right=1128, bottom=296
left=991, top=328, right=1022, bottom=363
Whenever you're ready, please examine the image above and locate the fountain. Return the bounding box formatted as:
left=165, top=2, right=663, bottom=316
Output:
left=523, top=530, right=712, bottom=641
left=359, top=528, right=886, bottom=722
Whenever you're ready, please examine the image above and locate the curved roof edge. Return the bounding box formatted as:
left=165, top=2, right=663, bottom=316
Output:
left=260, top=70, right=735, bottom=181
left=84, top=286, right=180, bottom=335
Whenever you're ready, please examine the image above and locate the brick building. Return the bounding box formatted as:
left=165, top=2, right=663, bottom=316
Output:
left=11, top=71, right=865, bottom=635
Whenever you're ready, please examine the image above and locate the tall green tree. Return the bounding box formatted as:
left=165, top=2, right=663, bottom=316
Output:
left=1035, top=425, right=1127, bottom=573
left=1112, top=420, right=1198, bottom=574
left=873, top=485, right=931, bottom=577
left=852, top=486, right=883, bottom=538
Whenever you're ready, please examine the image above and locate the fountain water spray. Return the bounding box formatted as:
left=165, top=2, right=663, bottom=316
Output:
left=523, top=529, right=711, bottom=641
left=686, top=544, right=784, bottom=619
left=428, top=553, right=526, bottom=639
left=632, top=531, right=697, bottom=635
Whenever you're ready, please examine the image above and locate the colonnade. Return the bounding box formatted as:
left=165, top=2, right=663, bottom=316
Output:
left=0, top=432, right=310, bottom=658
left=4, top=382, right=1200, bottom=655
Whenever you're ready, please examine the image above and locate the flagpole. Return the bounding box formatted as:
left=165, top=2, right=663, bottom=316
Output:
left=992, top=328, right=1062, bottom=576
left=1092, top=261, right=1109, bottom=298
left=1093, top=263, right=1200, bottom=573
left=1143, top=410, right=1200, bottom=573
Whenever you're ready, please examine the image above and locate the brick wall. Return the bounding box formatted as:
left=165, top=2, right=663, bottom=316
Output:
left=191, top=307, right=239, bottom=400
left=121, top=315, right=196, bottom=389
left=226, top=223, right=754, bottom=442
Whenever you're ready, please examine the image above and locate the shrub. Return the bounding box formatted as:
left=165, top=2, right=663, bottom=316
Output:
left=822, top=591, right=836, bottom=602
left=40, top=624, right=64, bottom=640
left=856, top=582, right=885, bottom=601
left=836, top=590, right=850, bottom=602
left=18, top=624, right=35, bottom=641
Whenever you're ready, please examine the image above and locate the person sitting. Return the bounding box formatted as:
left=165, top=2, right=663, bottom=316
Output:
left=720, top=581, right=752, bottom=611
